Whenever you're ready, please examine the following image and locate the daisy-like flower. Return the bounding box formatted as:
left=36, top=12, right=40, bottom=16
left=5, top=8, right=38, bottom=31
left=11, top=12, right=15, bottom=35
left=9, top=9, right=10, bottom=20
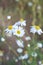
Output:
left=31, top=52, right=37, bottom=58
left=15, top=59, right=18, bottom=62
left=0, top=50, right=4, bottom=56
left=7, top=16, right=11, bottom=20
left=17, top=48, right=23, bottom=53
left=16, top=40, right=24, bottom=48
left=38, top=61, right=43, bottom=65
left=27, top=44, right=30, bottom=47
left=15, top=18, right=26, bottom=26
left=30, top=25, right=43, bottom=35
left=37, top=42, right=42, bottom=48
left=13, top=26, right=25, bottom=37
left=28, top=2, right=33, bottom=6
left=5, top=25, right=15, bottom=36
left=18, top=53, right=29, bottom=60
left=37, top=5, right=41, bottom=10
left=23, top=53, right=29, bottom=59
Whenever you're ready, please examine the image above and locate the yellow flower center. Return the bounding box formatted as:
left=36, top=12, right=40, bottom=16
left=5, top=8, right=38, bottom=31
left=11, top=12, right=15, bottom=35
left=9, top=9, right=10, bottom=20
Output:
left=8, top=25, right=13, bottom=30
left=20, top=18, right=24, bottom=22
left=16, top=30, right=21, bottom=34
left=35, top=26, right=40, bottom=30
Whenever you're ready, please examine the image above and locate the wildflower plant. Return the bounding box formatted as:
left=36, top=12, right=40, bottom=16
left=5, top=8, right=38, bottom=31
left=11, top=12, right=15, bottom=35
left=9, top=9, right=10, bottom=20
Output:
left=0, top=0, right=43, bottom=65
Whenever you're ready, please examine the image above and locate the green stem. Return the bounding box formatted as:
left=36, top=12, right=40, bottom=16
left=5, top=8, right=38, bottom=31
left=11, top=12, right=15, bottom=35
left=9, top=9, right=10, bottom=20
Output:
left=32, top=0, right=38, bottom=25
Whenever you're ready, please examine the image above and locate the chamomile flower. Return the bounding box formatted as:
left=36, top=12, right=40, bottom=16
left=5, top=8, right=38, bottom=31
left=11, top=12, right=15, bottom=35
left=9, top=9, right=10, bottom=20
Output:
left=13, top=26, right=25, bottom=37
left=27, top=44, right=30, bottom=47
left=37, top=5, right=41, bottom=10
left=7, top=16, right=11, bottom=20
left=15, top=18, right=26, bottom=26
left=23, top=53, right=29, bottom=59
left=1, top=37, right=5, bottom=42
left=30, top=25, right=43, bottom=35
left=16, top=40, right=24, bottom=48
left=5, top=25, right=15, bottom=36
left=37, top=43, right=42, bottom=48
left=28, top=2, right=33, bottom=6
left=17, top=48, right=23, bottom=53
left=0, top=50, right=4, bottom=56
left=31, top=52, right=37, bottom=58
left=18, top=53, right=29, bottom=60
left=38, top=61, right=43, bottom=65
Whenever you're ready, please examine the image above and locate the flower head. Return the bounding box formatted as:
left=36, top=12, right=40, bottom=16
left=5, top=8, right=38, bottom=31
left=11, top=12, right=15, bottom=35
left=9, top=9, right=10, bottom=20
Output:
left=30, top=25, right=43, bottom=35
left=38, top=60, right=43, bottom=65
left=18, top=53, right=29, bottom=60
left=7, top=16, right=11, bottom=20
left=37, top=42, right=42, bottom=48
left=31, top=52, right=37, bottom=58
left=1, top=37, right=5, bottom=42
left=14, top=18, right=26, bottom=26
left=13, top=27, right=25, bottom=37
left=28, top=2, right=33, bottom=6
left=5, top=25, right=15, bottom=36
left=17, top=48, right=23, bottom=53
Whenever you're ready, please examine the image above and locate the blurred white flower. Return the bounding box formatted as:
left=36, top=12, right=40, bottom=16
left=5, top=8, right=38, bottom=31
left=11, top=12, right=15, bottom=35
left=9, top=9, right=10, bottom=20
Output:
left=28, top=2, right=33, bottom=6
left=0, top=50, right=3, bottom=56
left=15, top=18, right=26, bottom=26
left=38, top=61, right=42, bottom=65
left=38, top=61, right=43, bottom=65
left=6, top=56, right=9, bottom=60
left=25, top=36, right=31, bottom=41
left=5, top=25, right=15, bottom=36
left=31, top=52, right=37, bottom=58
left=19, top=53, right=29, bottom=60
left=37, top=43, right=42, bottom=48
left=27, top=60, right=32, bottom=64
left=23, top=53, right=29, bottom=59
left=27, top=44, right=30, bottom=47
left=15, top=59, right=18, bottom=62
left=17, top=48, right=23, bottom=53
left=13, top=26, right=25, bottom=37
left=1, top=37, right=5, bottom=42
left=37, top=5, right=41, bottom=10
left=27, top=57, right=33, bottom=64
left=30, top=25, right=43, bottom=35
left=7, top=16, right=11, bottom=20
left=16, top=40, right=24, bottom=48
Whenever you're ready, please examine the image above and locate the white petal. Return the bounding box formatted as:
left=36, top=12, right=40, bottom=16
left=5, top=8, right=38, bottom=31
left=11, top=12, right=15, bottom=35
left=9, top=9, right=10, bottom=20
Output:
left=16, top=40, right=24, bottom=48
left=17, top=48, right=23, bottom=53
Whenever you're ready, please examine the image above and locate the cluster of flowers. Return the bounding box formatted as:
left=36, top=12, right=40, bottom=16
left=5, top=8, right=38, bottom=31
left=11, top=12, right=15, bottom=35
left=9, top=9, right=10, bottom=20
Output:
left=0, top=16, right=43, bottom=65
